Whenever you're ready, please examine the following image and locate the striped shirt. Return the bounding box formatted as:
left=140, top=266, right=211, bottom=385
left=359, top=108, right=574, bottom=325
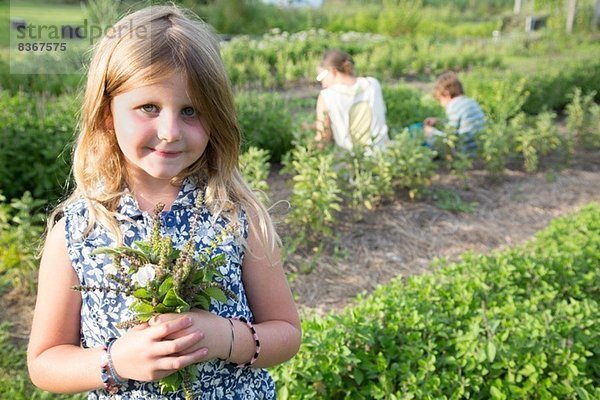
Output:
left=446, top=95, right=486, bottom=152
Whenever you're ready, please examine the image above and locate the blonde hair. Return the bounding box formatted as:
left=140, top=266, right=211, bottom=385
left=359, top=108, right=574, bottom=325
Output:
left=320, top=49, right=354, bottom=76
left=49, top=5, right=279, bottom=252
left=433, top=71, right=464, bottom=99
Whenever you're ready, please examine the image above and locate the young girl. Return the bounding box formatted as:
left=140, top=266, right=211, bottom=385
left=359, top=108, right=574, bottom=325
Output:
left=314, top=49, right=389, bottom=152
left=27, top=5, right=301, bottom=399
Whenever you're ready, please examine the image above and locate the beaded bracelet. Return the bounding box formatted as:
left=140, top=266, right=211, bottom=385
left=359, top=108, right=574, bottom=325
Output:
left=100, top=338, right=124, bottom=394
left=234, top=317, right=261, bottom=368
left=106, top=338, right=126, bottom=386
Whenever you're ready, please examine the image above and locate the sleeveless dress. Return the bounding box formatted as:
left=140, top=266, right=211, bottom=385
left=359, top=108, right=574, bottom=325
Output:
left=64, top=178, right=276, bottom=399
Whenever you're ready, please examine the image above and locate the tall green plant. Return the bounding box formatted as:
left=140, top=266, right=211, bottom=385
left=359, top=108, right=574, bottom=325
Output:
left=283, top=146, right=342, bottom=245
left=239, top=146, right=271, bottom=204
left=566, top=88, right=600, bottom=150
left=514, top=111, right=561, bottom=173
left=386, top=131, right=437, bottom=199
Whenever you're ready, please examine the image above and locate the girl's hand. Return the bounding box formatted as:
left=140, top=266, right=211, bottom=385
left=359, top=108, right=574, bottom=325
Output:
left=148, top=310, right=230, bottom=361
left=109, top=316, right=208, bottom=382
left=424, top=117, right=438, bottom=127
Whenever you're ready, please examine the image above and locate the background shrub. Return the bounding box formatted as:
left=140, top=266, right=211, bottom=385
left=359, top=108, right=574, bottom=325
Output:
left=273, top=203, right=600, bottom=399
left=0, top=92, right=77, bottom=201
left=236, top=91, right=295, bottom=162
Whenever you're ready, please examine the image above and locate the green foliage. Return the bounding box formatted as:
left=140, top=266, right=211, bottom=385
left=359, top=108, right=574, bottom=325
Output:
left=522, top=61, right=600, bottom=114
left=236, top=91, right=294, bottom=162
left=82, top=0, right=122, bottom=28
left=283, top=146, right=342, bottom=244
left=566, top=87, right=600, bottom=150
left=0, top=323, right=85, bottom=399
left=465, top=73, right=528, bottom=176
left=430, top=128, right=473, bottom=180
left=223, top=30, right=503, bottom=89
left=383, top=84, right=444, bottom=131
left=338, top=149, right=394, bottom=218
left=239, top=146, right=271, bottom=203
left=0, top=192, right=45, bottom=295
left=273, top=203, right=600, bottom=399
left=0, top=91, right=77, bottom=201
left=386, top=132, right=438, bottom=199
left=514, top=111, right=561, bottom=173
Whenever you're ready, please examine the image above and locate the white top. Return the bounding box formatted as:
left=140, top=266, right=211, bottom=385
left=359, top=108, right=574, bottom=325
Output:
left=320, top=77, right=389, bottom=152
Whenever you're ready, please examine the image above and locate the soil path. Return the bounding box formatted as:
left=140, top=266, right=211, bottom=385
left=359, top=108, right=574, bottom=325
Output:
left=272, top=151, right=600, bottom=315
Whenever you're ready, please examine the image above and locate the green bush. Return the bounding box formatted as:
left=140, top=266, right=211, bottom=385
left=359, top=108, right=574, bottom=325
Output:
left=273, top=203, right=600, bottom=399
left=282, top=145, right=342, bottom=244
left=522, top=61, right=600, bottom=114
left=566, top=88, right=600, bottom=150
left=0, top=92, right=77, bottom=201
left=236, top=91, right=295, bottom=162
left=383, top=84, right=444, bottom=131
left=514, top=111, right=562, bottom=172
left=239, top=146, right=271, bottom=204
left=0, top=192, right=46, bottom=295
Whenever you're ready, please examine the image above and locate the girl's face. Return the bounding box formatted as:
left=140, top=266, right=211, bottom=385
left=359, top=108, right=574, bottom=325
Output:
left=109, top=73, right=209, bottom=188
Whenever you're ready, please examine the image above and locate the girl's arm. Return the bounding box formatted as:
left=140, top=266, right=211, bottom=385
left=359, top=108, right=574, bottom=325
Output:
left=315, top=93, right=332, bottom=146
left=232, top=210, right=301, bottom=368
left=27, top=218, right=209, bottom=393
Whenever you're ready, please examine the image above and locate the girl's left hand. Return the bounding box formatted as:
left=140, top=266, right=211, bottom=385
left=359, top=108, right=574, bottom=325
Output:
left=148, top=310, right=230, bottom=361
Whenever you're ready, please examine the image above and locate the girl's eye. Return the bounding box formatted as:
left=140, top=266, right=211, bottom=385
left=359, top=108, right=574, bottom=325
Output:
left=182, top=107, right=196, bottom=117
left=141, top=104, right=158, bottom=113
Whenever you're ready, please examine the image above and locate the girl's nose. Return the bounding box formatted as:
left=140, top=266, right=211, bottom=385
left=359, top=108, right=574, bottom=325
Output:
left=157, top=112, right=182, bottom=142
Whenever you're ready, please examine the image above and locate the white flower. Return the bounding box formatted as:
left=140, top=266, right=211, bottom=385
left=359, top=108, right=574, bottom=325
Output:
left=131, top=264, right=156, bottom=287
left=103, top=263, right=118, bottom=276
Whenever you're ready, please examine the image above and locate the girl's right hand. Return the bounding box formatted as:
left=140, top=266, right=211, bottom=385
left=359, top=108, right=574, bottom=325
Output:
left=109, top=316, right=208, bottom=382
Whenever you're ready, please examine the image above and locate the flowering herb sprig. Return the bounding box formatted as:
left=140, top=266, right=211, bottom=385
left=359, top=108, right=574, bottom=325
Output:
left=73, top=192, right=237, bottom=398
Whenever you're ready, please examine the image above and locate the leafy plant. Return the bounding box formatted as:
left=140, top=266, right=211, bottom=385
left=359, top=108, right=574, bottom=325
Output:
left=273, top=203, right=600, bottom=399
left=566, top=87, right=600, bottom=150
left=386, top=130, right=437, bottom=199
left=239, top=146, right=271, bottom=204
left=283, top=146, right=342, bottom=245
left=0, top=192, right=46, bottom=295
left=0, top=91, right=77, bottom=201
left=514, top=111, right=561, bottom=172
left=236, top=91, right=294, bottom=162
left=74, top=197, right=237, bottom=399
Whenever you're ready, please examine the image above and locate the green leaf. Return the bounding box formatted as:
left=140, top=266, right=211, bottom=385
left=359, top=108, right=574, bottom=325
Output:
left=132, top=302, right=154, bottom=315
left=490, top=386, right=504, bottom=399
left=203, top=286, right=228, bottom=304
left=92, top=246, right=149, bottom=264
left=195, top=294, right=210, bottom=310
left=158, top=276, right=174, bottom=298
left=154, top=304, right=175, bottom=314
left=519, top=364, right=536, bottom=377
left=159, top=372, right=182, bottom=394
left=133, top=288, right=153, bottom=300
left=137, top=313, right=154, bottom=322
left=487, top=341, right=497, bottom=362
left=163, top=288, right=189, bottom=308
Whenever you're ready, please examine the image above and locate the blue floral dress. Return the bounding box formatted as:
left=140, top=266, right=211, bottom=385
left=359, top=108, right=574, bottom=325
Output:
left=64, top=179, right=276, bottom=399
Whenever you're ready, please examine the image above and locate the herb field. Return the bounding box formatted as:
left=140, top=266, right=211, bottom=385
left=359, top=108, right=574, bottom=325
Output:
left=1, top=0, right=599, bottom=398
